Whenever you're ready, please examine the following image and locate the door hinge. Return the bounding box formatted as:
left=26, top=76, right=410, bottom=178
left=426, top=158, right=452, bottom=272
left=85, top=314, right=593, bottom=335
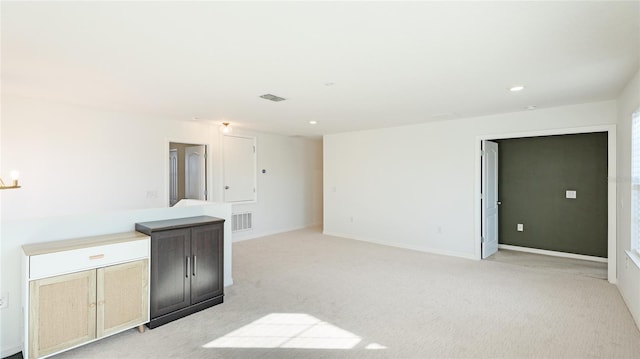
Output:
left=253, top=146, right=256, bottom=154
left=480, top=193, right=484, bottom=200
left=481, top=237, right=485, bottom=244
left=480, top=150, right=485, bottom=156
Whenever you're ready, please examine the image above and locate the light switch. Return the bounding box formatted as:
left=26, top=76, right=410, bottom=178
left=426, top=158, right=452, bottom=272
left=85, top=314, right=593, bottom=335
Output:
left=517, top=224, right=524, bottom=232
left=566, top=190, right=577, bottom=199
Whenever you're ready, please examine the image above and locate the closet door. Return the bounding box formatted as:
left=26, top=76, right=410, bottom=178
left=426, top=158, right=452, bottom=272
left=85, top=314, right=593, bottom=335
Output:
left=29, top=270, right=96, bottom=359
left=223, top=135, right=256, bottom=202
left=97, top=259, right=149, bottom=337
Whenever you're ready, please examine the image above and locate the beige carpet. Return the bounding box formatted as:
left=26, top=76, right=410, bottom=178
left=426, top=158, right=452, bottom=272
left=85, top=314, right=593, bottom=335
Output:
left=56, top=227, right=640, bottom=358
left=486, top=249, right=608, bottom=280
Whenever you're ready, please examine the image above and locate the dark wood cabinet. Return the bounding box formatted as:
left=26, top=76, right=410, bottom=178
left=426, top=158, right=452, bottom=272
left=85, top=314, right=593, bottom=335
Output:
left=136, top=216, right=224, bottom=329
left=149, top=228, right=191, bottom=318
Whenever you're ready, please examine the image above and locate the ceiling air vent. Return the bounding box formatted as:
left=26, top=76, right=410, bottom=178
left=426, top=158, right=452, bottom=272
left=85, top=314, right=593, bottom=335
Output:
left=260, top=94, right=286, bottom=102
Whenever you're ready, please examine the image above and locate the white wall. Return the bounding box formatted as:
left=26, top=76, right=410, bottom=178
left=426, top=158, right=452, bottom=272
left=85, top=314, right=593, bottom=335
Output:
left=615, top=67, right=640, bottom=327
left=230, top=131, right=323, bottom=241
left=0, top=96, right=212, bottom=220
left=0, top=95, right=323, bottom=356
left=324, top=100, right=618, bottom=259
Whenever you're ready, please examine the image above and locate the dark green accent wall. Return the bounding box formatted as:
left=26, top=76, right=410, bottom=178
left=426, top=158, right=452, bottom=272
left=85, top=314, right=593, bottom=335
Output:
left=497, top=132, right=608, bottom=258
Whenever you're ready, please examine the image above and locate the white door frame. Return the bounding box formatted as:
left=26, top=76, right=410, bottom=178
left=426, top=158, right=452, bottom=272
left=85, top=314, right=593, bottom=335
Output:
left=474, top=124, right=617, bottom=283
left=481, top=140, right=500, bottom=259
left=169, top=149, right=178, bottom=206
left=165, top=139, right=210, bottom=206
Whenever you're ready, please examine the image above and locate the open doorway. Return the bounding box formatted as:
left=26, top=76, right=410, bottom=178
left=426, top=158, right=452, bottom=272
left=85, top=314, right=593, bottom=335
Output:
left=476, top=125, right=616, bottom=283
left=496, top=133, right=608, bottom=256
left=169, top=142, right=207, bottom=206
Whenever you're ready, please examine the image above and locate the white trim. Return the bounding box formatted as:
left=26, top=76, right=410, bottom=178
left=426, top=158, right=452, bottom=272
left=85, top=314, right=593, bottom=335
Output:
left=625, top=250, right=640, bottom=269
left=232, top=224, right=321, bottom=243
left=608, top=127, right=617, bottom=284
left=165, top=139, right=210, bottom=206
left=499, top=244, right=608, bottom=263
left=631, top=111, right=640, bottom=256
left=323, top=231, right=477, bottom=260
left=1, top=339, right=22, bottom=358
left=475, top=124, right=617, bottom=283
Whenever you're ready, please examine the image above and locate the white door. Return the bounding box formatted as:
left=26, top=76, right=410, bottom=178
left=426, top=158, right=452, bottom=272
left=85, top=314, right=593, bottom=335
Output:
left=482, top=140, right=499, bottom=259
left=223, top=135, right=256, bottom=202
left=169, top=149, right=178, bottom=206
left=185, top=145, right=206, bottom=200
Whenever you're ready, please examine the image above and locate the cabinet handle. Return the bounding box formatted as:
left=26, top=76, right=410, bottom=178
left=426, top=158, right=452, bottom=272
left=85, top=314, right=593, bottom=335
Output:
left=193, top=255, right=197, bottom=276
left=186, top=256, right=190, bottom=278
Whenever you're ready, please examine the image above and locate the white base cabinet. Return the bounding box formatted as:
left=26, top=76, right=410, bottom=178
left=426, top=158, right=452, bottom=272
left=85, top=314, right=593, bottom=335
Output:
left=23, top=232, right=150, bottom=359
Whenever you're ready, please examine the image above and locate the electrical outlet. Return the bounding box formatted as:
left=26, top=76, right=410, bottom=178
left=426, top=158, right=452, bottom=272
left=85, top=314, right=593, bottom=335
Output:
left=0, top=292, right=8, bottom=309
left=517, top=224, right=524, bottom=232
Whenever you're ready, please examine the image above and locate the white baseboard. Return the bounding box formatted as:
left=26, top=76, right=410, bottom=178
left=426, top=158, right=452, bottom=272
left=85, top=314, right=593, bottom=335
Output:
left=322, top=231, right=477, bottom=260
left=1, top=343, right=22, bottom=358
left=498, top=244, right=608, bottom=263
left=232, top=223, right=322, bottom=243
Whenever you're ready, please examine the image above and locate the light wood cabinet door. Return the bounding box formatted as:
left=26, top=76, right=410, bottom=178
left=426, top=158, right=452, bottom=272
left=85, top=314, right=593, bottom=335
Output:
left=29, top=270, right=97, bottom=359
left=97, top=259, right=149, bottom=337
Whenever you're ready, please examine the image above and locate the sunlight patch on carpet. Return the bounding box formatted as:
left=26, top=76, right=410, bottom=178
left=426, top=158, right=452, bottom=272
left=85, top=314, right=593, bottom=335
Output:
left=203, top=313, right=384, bottom=350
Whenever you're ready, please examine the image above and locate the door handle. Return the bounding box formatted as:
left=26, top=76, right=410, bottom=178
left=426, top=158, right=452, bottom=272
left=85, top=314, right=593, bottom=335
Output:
left=497, top=201, right=502, bottom=205
left=186, top=256, right=190, bottom=278
left=193, top=255, right=197, bottom=276
left=224, top=186, right=230, bottom=190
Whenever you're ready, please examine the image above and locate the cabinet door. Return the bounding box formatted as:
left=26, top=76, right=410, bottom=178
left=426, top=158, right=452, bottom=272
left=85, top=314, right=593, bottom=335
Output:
left=97, top=259, right=149, bottom=337
left=150, top=228, right=191, bottom=318
left=190, top=224, right=223, bottom=304
left=29, top=270, right=96, bottom=359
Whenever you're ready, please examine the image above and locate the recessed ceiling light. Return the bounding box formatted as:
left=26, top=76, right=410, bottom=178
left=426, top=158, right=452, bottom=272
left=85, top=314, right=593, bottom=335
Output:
left=526, top=105, right=537, bottom=110
left=309, top=121, right=317, bottom=125
left=509, top=85, right=525, bottom=92
left=324, top=82, right=335, bottom=86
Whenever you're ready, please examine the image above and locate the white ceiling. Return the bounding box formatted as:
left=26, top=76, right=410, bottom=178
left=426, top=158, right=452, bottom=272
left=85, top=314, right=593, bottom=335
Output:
left=2, top=1, right=639, bottom=137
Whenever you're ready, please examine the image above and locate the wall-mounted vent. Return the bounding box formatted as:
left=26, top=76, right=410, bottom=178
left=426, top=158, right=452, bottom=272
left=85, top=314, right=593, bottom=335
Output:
left=259, top=94, right=286, bottom=102
left=232, top=212, right=253, bottom=232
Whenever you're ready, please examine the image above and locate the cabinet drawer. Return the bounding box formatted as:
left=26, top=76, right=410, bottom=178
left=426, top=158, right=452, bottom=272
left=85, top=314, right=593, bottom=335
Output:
left=29, top=240, right=149, bottom=280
